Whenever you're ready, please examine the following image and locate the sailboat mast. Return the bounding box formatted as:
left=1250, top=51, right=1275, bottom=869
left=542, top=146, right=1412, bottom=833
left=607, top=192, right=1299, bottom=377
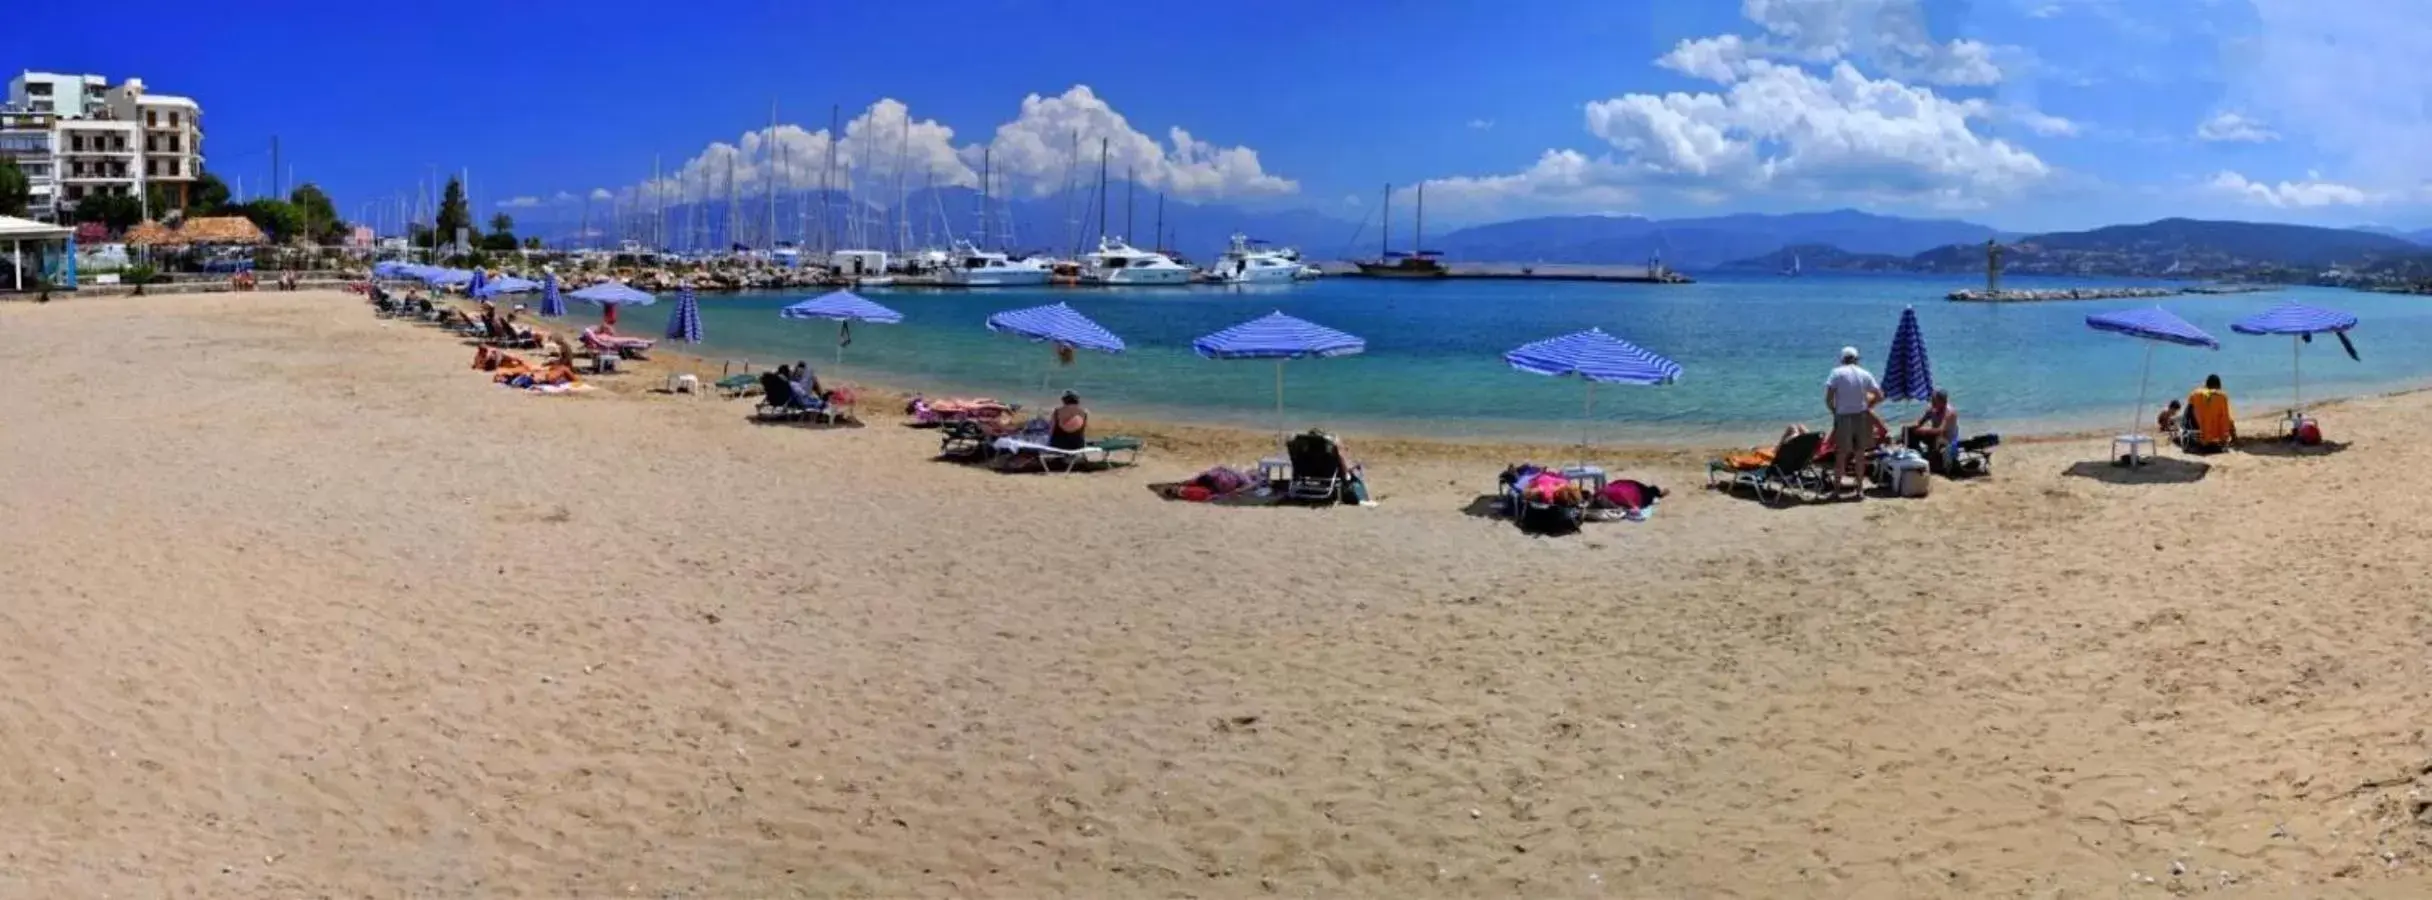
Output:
left=1154, top=192, right=1164, bottom=252
left=820, top=104, right=839, bottom=257
left=979, top=145, right=991, bottom=251
left=763, top=100, right=779, bottom=250
left=1095, top=138, right=1110, bottom=244
left=893, top=117, right=911, bottom=255
left=1416, top=183, right=1425, bottom=255
left=724, top=152, right=738, bottom=251
left=651, top=155, right=662, bottom=252
left=1380, top=183, right=1391, bottom=260
left=1125, top=167, right=1135, bottom=241
left=1061, top=130, right=1081, bottom=256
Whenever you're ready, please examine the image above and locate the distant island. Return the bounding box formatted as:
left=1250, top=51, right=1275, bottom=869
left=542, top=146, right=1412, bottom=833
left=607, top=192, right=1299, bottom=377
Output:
left=1718, top=218, right=2432, bottom=289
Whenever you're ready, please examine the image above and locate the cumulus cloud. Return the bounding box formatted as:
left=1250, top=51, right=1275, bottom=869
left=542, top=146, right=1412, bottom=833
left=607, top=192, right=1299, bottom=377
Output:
left=2207, top=170, right=2372, bottom=207
left=590, top=86, right=1294, bottom=212
left=589, top=188, right=613, bottom=201
left=2008, top=108, right=2081, bottom=137
left=973, top=86, right=1296, bottom=199
left=1734, top=0, right=2005, bottom=86
left=496, top=195, right=543, bottom=209
left=1467, top=118, right=1495, bottom=131
left=2195, top=111, right=2277, bottom=143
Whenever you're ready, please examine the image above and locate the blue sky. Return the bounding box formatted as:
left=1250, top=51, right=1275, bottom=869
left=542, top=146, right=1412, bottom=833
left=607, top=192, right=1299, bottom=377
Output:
left=5, top=0, right=2418, bottom=232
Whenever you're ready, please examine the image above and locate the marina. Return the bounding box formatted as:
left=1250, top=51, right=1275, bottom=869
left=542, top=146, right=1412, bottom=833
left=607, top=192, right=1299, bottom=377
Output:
left=1946, top=284, right=2277, bottom=302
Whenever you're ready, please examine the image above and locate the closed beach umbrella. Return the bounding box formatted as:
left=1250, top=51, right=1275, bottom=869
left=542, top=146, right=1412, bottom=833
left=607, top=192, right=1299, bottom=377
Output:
left=2085, top=306, right=2219, bottom=450
left=540, top=270, right=565, bottom=317
left=1193, top=311, right=1366, bottom=446
left=569, top=279, right=656, bottom=326
left=781, top=289, right=903, bottom=367
left=1505, top=327, right=1681, bottom=464
left=2229, top=302, right=2358, bottom=423
left=1880, top=306, right=1935, bottom=402
left=468, top=268, right=488, bottom=298
left=664, top=284, right=703, bottom=344
left=986, top=301, right=1126, bottom=398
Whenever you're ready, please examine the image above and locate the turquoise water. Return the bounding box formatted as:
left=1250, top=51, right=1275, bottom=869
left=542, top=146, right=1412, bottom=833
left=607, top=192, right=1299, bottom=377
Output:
left=597, top=273, right=2432, bottom=444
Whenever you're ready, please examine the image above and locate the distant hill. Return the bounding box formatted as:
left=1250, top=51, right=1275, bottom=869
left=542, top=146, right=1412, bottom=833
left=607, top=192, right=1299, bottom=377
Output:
left=1909, top=217, right=2424, bottom=277
left=1717, top=243, right=1914, bottom=272
left=1427, top=209, right=2001, bottom=269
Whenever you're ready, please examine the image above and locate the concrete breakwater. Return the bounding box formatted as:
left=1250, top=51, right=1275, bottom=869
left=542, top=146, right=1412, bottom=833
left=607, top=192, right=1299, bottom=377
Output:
left=1946, top=284, right=2277, bottom=302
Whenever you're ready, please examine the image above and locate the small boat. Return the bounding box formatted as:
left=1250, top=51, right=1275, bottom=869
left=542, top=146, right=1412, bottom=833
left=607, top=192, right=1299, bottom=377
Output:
left=1207, top=233, right=1302, bottom=284
left=1783, top=253, right=1802, bottom=277
left=937, top=240, right=1051, bottom=287
left=1080, top=237, right=1192, bottom=285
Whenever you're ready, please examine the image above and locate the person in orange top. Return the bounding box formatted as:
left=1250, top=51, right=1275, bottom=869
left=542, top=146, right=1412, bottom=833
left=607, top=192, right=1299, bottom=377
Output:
left=2184, top=374, right=2237, bottom=449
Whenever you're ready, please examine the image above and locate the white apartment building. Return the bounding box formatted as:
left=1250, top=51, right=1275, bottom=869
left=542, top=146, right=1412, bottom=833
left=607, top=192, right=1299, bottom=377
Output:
left=0, top=108, right=57, bottom=219
left=7, top=71, right=107, bottom=118
left=3, top=71, right=205, bottom=220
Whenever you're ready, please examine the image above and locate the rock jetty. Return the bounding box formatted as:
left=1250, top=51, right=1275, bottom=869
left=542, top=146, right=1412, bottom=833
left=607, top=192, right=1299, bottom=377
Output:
left=1945, top=284, right=2277, bottom=303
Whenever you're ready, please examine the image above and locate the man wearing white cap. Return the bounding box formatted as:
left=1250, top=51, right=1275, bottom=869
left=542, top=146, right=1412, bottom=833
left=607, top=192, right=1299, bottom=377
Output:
left=1824, top=346, right=1883, bottom=496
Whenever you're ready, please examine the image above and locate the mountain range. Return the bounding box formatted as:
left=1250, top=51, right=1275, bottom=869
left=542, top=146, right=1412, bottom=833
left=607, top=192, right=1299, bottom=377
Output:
left=508, top=188, right=2432, bottom=279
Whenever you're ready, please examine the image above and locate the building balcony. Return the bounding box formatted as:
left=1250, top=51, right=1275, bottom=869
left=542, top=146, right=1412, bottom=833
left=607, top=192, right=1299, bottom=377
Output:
left=59, top=172, right=137, bottom=183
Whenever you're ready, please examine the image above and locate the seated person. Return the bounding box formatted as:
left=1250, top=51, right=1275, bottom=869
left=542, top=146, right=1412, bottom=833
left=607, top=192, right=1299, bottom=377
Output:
left=2184, top=374, right=2237, bottom=449
left=759, top=367, right=814, bottom=409
left=1315, top=432, right=1373, bottom=505
left=791, top=360, right=830, bottom=405
left=2158, top=399, right=2183, bottom=439
left=1904, top=389, right=1959, bottom=471
left=1048, top=392, right=1089, bottom=451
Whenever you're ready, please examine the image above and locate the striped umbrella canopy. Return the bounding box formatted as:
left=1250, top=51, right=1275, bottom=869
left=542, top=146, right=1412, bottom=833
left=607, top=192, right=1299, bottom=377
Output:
left=540, top=271, right=565, bottom=317
left=2085, top=306, right=2218, bottom=451
left=481, top=275, right=540, bottom=295
left=780, top=290, right=903, bottom=366
left=569, top=279, right=655, bottom=326
left=1879, top=306, right=1935, bottom=402
left=2230, top=302, right=2359, bottom=421
left=422, top=267, right=474, bottom=286
left=987, top=301, right=1126, bottom=400
left=1193, top=311, right=1367, bottom=446
left=1506, top=327, right=1681, bottom=466
left=663, top=284, right=703, bottom=344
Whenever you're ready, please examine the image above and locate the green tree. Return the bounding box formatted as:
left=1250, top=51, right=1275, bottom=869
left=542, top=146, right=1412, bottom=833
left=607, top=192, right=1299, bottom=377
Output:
left=71, top=193, right=146, bottom=232
left=480, top=212, right=520, bottom=251
left=186, top=171, right=231, bottom=216
left=237, top=198, right=306, bottom=243
left=489, top=212, right=514, bottom=235
left=289, top=182, right=343, bottom=244
left=0, top=158, right=29, bottom=218
left=436, top=176, right=471, bottom=249
left=523, top=235, right=542, bottom=250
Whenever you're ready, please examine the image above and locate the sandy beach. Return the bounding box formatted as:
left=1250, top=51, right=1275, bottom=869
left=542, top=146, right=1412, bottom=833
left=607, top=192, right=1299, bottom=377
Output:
left=5, top=289, right=2432, bottom=897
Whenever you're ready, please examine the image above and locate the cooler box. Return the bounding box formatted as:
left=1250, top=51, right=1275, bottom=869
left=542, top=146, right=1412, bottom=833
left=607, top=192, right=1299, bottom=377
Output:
left=1884, top=452, right=1931, bottom=498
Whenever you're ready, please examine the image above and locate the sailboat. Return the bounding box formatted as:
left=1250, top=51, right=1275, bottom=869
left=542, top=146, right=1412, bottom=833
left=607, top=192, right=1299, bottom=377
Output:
left=1783, top=252, right=1802, bottom=277
left=1355, top=182, right=1448, bottom=278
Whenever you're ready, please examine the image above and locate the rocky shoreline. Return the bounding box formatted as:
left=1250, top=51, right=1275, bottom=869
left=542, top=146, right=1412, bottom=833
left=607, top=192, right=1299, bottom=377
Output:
left=1945, top=284, right=2277, bottom=302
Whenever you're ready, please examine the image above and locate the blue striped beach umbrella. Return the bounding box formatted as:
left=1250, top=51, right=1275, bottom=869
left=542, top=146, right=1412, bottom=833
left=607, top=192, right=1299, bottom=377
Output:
left=2230, top=302, right=2358, bottom=420
left=569, top=279, right=656, bottom=325
left=664, top=284, right=703, bottom=344
left=483, top=275, right=539, bottom=295
left=780, top=289, right=903, bottom=367
left=986, top=301, right=1126, bottom=398
left=1506, top=327, right=1681, bottom=464
left=540, top=270, right=565, bottom=317
left=1880, top=306, right=1934, bottom=402
left=2085, top=306, right=2218, bottom=444
left=468, top=268, right=488, bottom=298
left=1193, top=311, right=1366, bottom=445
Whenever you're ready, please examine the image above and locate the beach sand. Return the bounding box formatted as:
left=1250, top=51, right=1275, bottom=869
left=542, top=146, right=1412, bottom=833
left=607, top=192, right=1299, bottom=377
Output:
left=3, top=289, right=2430, bottom=897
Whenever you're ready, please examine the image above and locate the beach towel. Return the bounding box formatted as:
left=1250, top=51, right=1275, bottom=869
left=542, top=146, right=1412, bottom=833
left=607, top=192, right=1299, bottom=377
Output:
left=1720, top=448, right=1776, bottom=470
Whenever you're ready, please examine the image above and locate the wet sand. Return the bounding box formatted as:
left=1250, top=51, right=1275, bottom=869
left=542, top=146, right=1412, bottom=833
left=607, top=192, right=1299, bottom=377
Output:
left=3, top=289, right=2431, bottom=897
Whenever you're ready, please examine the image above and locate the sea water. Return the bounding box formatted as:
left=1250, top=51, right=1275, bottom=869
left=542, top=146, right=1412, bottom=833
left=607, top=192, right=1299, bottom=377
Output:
left=614, top=272, right=2432, bottom=445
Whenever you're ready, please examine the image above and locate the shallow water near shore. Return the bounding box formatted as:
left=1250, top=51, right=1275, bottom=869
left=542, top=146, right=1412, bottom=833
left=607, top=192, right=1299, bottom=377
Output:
left=586, top=272, right=2430, bottom=444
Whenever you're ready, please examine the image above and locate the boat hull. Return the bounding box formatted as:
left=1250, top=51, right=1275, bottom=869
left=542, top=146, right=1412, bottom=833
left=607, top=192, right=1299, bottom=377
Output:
left=1085, top=268, right=1193, bottom=285
left=940, top=269, right=1051, bottom=287
left=1355, top=262, right=1448, bottom=278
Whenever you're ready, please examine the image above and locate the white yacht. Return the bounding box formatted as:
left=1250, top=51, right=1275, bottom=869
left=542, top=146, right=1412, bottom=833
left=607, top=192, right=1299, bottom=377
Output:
left=937, top=241, right=1051, bottom=287
left=1080, top=237, right=1193, bottom=285
left=1208, top=234, right=1304, bottom=284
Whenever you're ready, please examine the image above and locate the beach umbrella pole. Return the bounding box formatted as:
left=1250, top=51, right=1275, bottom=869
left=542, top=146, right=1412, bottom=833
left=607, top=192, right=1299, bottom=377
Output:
left=1274, top=359, right=1287, bottom=451
left=2131, top=341, right=2153, bottom=464
left=2292, top=335, right=2303, bottom=422
left=1579, top=379, right=1595, bottom=470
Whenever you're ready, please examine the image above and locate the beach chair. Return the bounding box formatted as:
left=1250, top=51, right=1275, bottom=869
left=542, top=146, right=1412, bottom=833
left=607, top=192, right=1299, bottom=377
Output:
left=1707, top=430, right=1826, bottom=504
left=1285, top=432, right=1347, bottom=503
left=715, top=373, right=759, bottom=398
left=938, top=419, right=998, bottom=460
left=753, top=378, right=838, bottom=424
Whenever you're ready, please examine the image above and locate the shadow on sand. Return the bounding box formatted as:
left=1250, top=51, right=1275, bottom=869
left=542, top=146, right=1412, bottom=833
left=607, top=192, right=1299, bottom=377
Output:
left=2237, top=438, right=2351, bottom=458
left=2062, top=456, right=2210, bottom=485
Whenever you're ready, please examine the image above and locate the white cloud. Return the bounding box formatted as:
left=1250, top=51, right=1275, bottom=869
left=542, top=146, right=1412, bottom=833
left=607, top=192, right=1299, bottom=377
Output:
left=1421, top=55, right=2047, bottom=219
left=2009, top=108, right=2081, bottom=137
left=975, top=85, right=1296, bottom=199
left=2195, top=111, right=2277, bottom=143
left=1467, top=118, right=1495, bottom=131
left=589, top=188, right=613, bottom=201
left=1736, top=0, right=2005, bottom=86
left=1659, top=35, right=1756, bottom=82
left=2235, top=1, right=2432, bottom=191
left=2208, top=170, right=2372, bottom=207
left=1342, top=194, right=1363, bottom=206
left=496, top=195, right=542, bottom=209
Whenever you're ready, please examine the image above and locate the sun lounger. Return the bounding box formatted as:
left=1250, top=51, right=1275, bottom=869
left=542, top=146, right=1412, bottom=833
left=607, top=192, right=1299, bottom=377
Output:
left=580, top=328, right=654, bottom=359
left=1707, top=430, right=1827, bottom=504
left=1285, top=432, right=1350, bottom=503
left=987, top=435, right=1144, bottom=473
left=715, top=373, right=759, bottom=398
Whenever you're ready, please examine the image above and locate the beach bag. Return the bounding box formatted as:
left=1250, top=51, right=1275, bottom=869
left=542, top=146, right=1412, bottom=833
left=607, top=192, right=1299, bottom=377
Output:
left=2294, top=418, right=2322, bottom=446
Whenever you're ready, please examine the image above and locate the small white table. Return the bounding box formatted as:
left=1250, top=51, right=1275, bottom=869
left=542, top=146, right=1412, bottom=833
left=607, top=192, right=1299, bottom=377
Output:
left=2112, top=433, right=2155, bottom=466
left=1258, top=457, right=1291, bottom=485
left=1559, top=465, right=1608, bottom=495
